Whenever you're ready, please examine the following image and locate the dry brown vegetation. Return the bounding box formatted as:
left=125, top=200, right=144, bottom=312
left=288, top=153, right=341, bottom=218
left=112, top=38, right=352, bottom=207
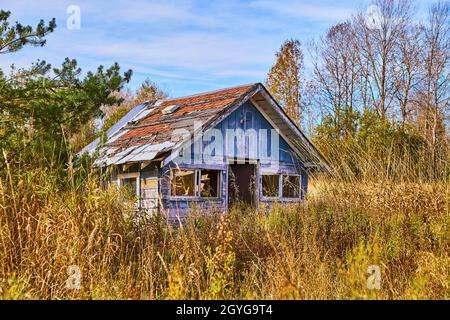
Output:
left=0, top=0, right=448, bottom=301
left=0, top=165, right=448, bottom=300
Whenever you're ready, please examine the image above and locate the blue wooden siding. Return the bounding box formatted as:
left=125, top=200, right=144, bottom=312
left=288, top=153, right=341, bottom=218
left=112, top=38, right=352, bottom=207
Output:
left=219, top=101, right=296, bottom=164
left=172, top=101, right=300, bottom=167
left=159, top=101, right=307, bottom=218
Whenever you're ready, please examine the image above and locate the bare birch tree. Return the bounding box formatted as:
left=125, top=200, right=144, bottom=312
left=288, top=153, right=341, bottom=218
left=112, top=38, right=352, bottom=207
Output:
left=414, top=1, right=449, bottom=177
left=352, top=0, right=414, bottom=118
left=310, top=22, right=359, bottom=138
left=394, top=23, right=422, bottom=124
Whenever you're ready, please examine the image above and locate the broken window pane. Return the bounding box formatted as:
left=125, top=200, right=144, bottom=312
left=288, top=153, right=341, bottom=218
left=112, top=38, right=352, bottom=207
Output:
left=171, top=169, right=196, bottom=196
left=200, top=169, right=220, bottom=197
left=282, top=175, right=300, bottom=198
left=262, top=174, right=279, bottom=197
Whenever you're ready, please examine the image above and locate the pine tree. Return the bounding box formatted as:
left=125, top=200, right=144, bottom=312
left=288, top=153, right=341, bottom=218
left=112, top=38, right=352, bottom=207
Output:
left=0, top=11, right=132, bottom=168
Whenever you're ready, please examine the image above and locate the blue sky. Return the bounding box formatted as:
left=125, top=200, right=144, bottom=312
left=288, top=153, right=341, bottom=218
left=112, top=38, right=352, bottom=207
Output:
left=1, top=0, right=436, bottom=97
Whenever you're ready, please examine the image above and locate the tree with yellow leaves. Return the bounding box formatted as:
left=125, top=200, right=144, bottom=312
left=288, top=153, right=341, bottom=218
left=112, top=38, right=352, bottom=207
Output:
left=265, top=39, right=304, bottom=125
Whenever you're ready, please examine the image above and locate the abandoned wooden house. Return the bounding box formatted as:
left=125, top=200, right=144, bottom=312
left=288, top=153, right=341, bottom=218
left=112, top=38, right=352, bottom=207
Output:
left=80, top=83, right=330, bottom=219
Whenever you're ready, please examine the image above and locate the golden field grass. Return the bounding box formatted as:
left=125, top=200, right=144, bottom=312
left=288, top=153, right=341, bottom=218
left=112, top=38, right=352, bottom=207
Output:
left=0, top=168, right=448, bottom=300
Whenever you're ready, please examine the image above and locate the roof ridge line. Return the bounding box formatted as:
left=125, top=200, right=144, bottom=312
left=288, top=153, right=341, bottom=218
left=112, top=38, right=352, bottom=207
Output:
left=158, top=82, right=260, bottom=103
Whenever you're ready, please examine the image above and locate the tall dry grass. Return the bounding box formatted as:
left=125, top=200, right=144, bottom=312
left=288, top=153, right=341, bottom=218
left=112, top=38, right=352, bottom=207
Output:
left=0, top=163, right=448, bottom=299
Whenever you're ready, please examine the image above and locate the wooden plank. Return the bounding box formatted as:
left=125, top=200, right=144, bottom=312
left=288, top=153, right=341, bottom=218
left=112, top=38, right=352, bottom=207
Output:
left=141, top=178, right=158, bottom=188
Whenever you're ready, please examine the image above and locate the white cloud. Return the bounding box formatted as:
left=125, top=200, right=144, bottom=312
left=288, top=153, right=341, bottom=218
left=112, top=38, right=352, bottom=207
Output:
left=0, top=0, right=358, bottom=96
left=250, top=0, right=354, bottom=21
left=105, top=0, right=214, bottom=26
left=72, top=32, right=275, bottom=69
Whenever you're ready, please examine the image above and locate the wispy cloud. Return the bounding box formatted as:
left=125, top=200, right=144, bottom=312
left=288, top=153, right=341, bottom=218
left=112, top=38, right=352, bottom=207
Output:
left=4, top=0, right=431, bottom=97
left=72, top=32, right=275, bottom=69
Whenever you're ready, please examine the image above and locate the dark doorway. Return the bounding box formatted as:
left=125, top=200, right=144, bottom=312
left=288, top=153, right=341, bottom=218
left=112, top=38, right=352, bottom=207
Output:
left=228, top=164, right=257, bottom=206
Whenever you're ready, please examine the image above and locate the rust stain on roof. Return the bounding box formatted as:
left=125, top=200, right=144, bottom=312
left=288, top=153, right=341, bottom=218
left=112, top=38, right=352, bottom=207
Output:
left=94, top=83, right=258, bottom=165
left=116, top=84, right=256, bottom=143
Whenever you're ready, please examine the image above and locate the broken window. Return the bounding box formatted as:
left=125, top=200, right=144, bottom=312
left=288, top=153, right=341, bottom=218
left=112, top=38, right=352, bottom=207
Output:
left=120, top=178, right=137, bottom=194
left=121, top=177, right=138, bottom=196
left=118, top=173, right=140, bottom=199
left=200, top=169, right=220, bottom=197
left=170, top=169, right=221, bottom=197
left=282, top=175, right=300, bottom=198
left=171, top=169, right=196, bottom=196
left=262, top=174, right=279, bottom=197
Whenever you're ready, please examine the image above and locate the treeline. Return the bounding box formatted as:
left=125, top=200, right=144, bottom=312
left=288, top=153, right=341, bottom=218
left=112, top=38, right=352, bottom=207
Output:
left=0, top=1, right=448, bottom=183
left=266, top=0, right=449, bottom=181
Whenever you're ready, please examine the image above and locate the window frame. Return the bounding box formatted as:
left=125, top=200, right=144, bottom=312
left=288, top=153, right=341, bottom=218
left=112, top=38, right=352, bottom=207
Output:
left=199, top=169, right=221, bottom=198
left=117, top=172, right=141, bottom=205
left=244, top=111, right=253, bottom=130
left=260, top=173, right=302, bottom=199
left=170, top=168, right=197, bottom=197
left=261, top=173, right=281, bottom=198
left=281, top=174, right=301, bottom=199
left=169, top=168, right=221, bottom=199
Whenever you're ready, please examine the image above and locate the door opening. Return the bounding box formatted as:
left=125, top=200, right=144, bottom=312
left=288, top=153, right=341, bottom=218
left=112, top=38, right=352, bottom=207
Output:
left=228, top=163, right=257, bottom=206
